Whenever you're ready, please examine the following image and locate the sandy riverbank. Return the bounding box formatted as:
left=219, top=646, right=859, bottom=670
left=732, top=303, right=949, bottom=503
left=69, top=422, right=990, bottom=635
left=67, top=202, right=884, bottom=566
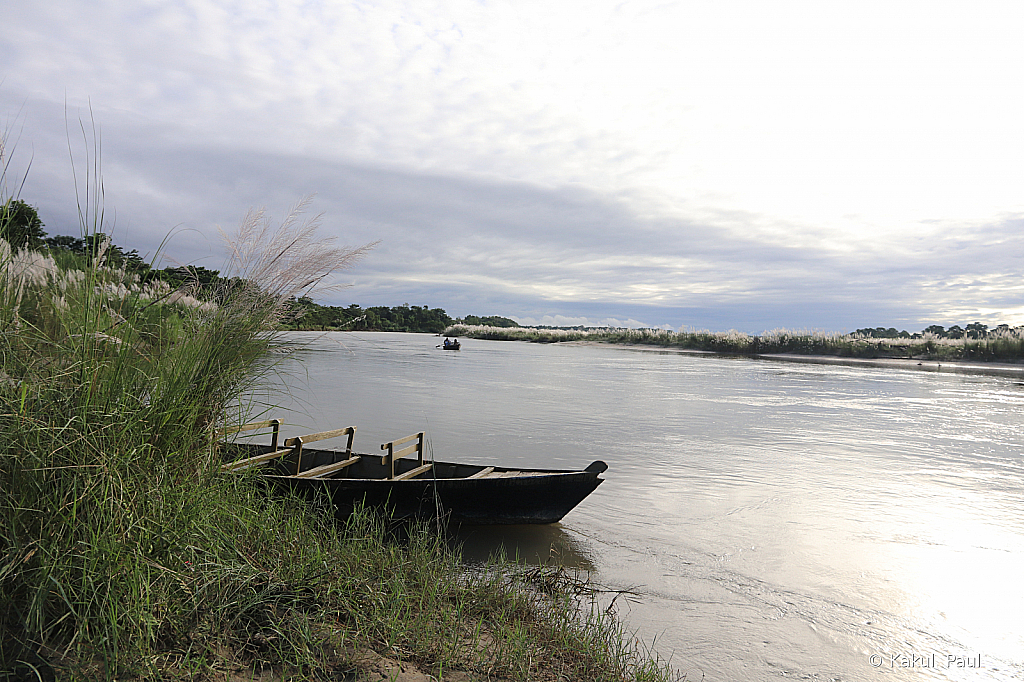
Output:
left=757, top=353, right=1024, bottom=377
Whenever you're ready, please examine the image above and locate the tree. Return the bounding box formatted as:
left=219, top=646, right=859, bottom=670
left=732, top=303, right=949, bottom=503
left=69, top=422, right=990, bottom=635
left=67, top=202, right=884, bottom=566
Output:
left=854, top=327, right=907, bottom=339
left=965, top=322, right=988, bottom=339
left=461, top=315, right=520, bottom=327
left=0, top=199, right=46, bottom=249
left=161, top=265, right=223, bottom=287
left=45, top=234, right=86, bottom=252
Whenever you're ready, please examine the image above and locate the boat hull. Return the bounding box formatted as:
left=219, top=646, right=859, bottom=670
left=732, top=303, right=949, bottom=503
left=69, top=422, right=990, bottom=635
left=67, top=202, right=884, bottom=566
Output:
left=272, top=467, right=603, bottom=524
left=225, top=443, right=605, bottom=524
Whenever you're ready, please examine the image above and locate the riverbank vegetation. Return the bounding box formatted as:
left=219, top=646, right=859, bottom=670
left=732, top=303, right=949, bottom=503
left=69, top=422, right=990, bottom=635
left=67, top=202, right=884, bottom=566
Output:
left=282, top=298, right=456, bottom=333
left=280, top=297, right=520, bottom=333
left=2, top=197, right=516, bottom=336
left=443, top=324, right=1024, bottom=363
left=1, top=143, right=675, bottom=679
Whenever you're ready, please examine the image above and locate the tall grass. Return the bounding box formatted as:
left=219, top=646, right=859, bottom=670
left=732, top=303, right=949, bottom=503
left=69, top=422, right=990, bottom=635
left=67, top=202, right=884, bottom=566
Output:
left=445, top=324, right=1024, bottom=362
left=0, top=125, right=370, bottom=675
left=0, top=210, right=370, bottom=675
left=1, top=133, right=678, bottom=680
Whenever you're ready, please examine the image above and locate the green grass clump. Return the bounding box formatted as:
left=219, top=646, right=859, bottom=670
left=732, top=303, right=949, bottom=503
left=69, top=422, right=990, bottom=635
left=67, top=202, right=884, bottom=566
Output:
left=0, top=204, right=346, bottom=677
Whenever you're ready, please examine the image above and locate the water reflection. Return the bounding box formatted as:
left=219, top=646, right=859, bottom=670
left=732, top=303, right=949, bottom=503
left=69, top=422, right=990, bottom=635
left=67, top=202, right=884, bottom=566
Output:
left=451, top=523, right=596, bottom=570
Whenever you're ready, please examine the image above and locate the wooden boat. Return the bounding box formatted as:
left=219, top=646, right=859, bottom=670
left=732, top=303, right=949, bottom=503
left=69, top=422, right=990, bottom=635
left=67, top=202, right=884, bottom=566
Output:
left=219, top=420, right=607, bottom=524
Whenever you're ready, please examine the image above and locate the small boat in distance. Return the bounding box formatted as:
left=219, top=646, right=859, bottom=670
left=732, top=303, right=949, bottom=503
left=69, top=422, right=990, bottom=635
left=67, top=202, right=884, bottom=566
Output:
left=436, top=335, right=460, bottom=350
left=219, top=420, right=607, bottom=524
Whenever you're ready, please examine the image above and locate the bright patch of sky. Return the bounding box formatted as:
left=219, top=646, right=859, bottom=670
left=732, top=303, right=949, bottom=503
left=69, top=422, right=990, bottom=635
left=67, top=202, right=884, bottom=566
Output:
left=2, top=1, right=1024, bottom=331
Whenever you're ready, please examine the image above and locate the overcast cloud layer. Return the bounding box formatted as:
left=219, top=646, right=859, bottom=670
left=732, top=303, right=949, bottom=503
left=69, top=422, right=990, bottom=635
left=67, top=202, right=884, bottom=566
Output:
left=3, top=1, right=1024, bottom=332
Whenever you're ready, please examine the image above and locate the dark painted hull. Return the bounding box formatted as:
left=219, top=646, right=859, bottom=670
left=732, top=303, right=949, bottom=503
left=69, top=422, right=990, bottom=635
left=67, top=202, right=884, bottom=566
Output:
left=228, top=443, right=605, bottom=524
left=274, top=467, right=603, bottom=524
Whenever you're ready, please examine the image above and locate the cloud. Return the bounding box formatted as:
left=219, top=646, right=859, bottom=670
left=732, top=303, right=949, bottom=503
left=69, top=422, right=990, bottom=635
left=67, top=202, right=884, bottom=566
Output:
left=3, top=2, right=1024, bottom=333
left=8, top=94, right=1024, bottom=332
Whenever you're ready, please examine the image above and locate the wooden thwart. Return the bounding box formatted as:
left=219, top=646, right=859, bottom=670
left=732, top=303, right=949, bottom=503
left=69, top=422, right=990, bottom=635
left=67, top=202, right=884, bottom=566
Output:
left=215, top=419, right=281, bottom=451
left=381, top=431, right=427, bottom=480
left=220, top=421, right=357, bottom=475
left=294, top=455, right=361, bottom=479
left=221, top=447, right=293, bottom=472
left=222, top=422, right=439, bottom=481
left=392, top=462, right=433, bottom=481
left=284, top=426, right=357, bottom=475
left=285, top=426, right=358, bottom=446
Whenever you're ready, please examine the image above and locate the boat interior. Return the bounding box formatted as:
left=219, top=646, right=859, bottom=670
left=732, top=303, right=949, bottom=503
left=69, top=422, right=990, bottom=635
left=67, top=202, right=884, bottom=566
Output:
left=217, top=419, right=566, bottom=481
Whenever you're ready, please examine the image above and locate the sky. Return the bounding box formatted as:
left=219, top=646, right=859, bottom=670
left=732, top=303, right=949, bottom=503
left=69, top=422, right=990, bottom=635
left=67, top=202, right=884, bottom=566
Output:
left=2, top=0, right=1024, bottom=332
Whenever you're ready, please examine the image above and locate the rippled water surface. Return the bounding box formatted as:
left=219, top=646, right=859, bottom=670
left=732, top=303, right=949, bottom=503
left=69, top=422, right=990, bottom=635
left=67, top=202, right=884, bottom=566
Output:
left=254, top=332, right=1024, bottom=681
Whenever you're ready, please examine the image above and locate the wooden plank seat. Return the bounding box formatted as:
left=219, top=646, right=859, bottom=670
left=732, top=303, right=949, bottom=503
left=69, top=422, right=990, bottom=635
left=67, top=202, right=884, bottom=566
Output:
left=217, top=418, right=281, bottom=448
left=380, top=431, right=432, bottom=480
left=221, top=447, right=294, bottom=473
left=466, top=466, right=495, bottom=479
left=294, top=455, right=361, bottom=479
left=219, top=421, right=358, bottom=475
left=392, top=462, right=433, bottom=481
left=219, top=419, right=286, bottom=472
left=285, top=426, right=357, bottom=475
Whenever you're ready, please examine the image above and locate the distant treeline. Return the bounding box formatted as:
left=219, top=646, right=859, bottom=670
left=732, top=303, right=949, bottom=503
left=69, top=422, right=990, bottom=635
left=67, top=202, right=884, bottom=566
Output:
left=283, top=297, right=519, bottom=333
left=851, top=323, right=1024, bottom=340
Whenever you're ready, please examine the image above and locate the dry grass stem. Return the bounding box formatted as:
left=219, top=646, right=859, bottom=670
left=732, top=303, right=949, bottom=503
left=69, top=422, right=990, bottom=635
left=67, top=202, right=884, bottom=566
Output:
left=219, top=196, right=379, bottom=311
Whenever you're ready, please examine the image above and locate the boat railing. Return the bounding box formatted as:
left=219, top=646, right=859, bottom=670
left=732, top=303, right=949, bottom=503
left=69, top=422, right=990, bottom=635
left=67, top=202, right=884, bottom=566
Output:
left=219, top=420, right=359, bottom=477
left=381, top=431, right=432, bottom=480
left=216, top=418, right=281, bottom=451
left=285, top=426, right=358, bottom=477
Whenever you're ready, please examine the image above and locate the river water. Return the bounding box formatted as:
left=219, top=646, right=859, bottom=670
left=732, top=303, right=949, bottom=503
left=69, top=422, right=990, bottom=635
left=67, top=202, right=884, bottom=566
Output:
left=253, top=331, right=1024, bottom=681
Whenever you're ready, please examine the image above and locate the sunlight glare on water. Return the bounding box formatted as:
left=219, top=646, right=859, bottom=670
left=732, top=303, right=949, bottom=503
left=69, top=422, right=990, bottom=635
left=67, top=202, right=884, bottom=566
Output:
left=255, top=332, right=1024, bottom=681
